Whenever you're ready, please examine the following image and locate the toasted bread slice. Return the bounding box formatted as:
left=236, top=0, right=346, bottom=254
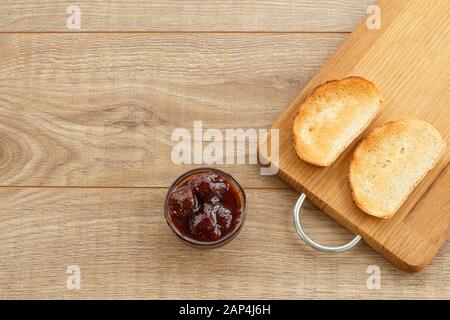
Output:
left=293, top=76, right=382, bottom=166
left=349, top=118, right=446, bottom=219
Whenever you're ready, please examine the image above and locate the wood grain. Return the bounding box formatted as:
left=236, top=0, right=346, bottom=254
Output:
left=0, top=33, right=345, bottom=187
left=0, top=0, right=374, bottom=32
left=0, top=187, right=448, bottom=299
left=267, top=0, right=450, bottom=271
left=0, top=0, right=448, bottom=299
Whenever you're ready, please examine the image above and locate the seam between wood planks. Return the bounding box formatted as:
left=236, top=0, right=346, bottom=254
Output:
left=0, top=185, right=290, bottom=190
left=0, top=31, right=350, bottom=35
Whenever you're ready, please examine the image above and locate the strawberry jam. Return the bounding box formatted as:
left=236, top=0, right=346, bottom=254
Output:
left=165, top=168, right=246, bottom=245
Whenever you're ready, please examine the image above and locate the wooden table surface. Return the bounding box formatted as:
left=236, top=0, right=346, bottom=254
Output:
left=0, top=0, right=448, bottom=299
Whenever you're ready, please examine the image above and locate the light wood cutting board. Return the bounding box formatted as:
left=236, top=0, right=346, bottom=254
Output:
left=266, top=0, right=450, bottom=272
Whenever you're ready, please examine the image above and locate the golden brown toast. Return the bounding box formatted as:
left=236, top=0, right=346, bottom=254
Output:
left=349, top=118, right=446, bottom=219
left=293, top=76, right=382, bottom=166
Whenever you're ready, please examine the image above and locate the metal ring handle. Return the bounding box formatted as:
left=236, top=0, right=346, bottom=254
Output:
left=294, top=193, right=361, bottom=253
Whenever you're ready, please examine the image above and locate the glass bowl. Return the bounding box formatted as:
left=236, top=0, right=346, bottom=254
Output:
left=164, top=168, right=247, bottom=248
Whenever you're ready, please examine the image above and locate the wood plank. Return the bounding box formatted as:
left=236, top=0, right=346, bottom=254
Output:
left=266, top=0, right=450, bottom=271
left=0, top=33, right=345, bottom=187
left=0, top=187, right=448, bottom=299
left=0, top=0, right=374, bottom=32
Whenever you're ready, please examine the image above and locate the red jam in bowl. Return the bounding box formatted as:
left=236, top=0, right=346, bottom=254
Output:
left=165, top=168, right=246, bottom=246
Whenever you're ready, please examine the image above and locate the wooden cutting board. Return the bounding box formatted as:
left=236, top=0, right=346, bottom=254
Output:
left=266, top=0, right=450, bottom=272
